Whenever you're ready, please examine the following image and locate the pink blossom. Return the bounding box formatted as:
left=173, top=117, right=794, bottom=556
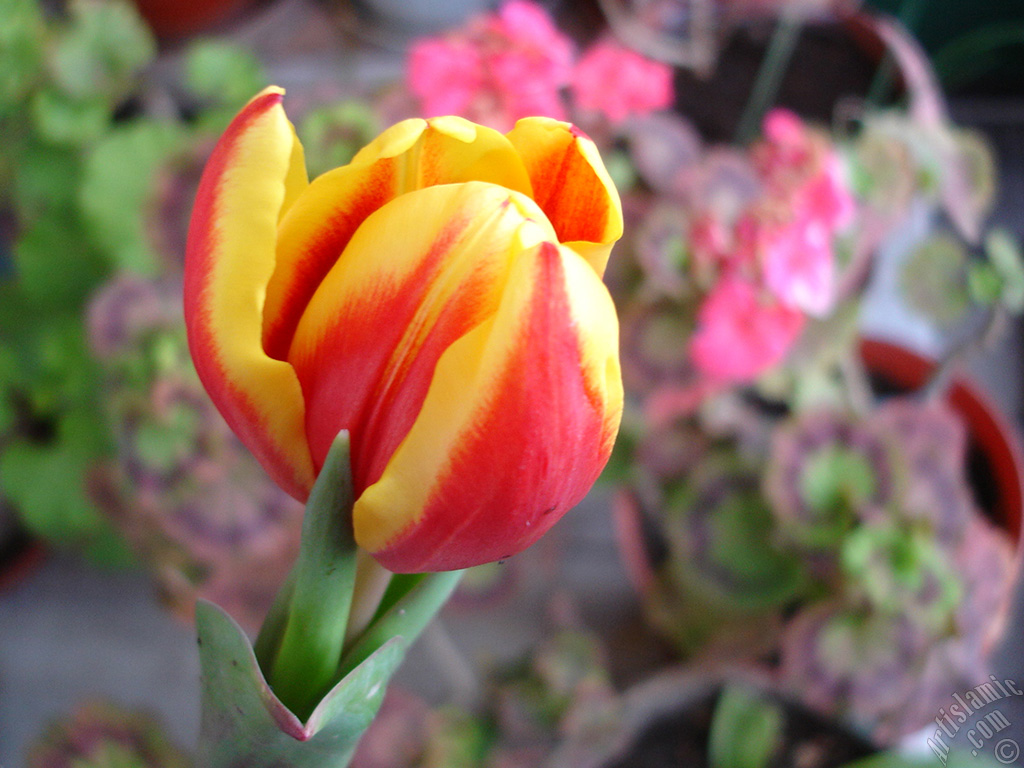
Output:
left=689, top=277, right=805, bottom=382
left=406, top=0, right=573, bottom=131
left=407, top=38, right=485, bottom=117
left=746, top=109, right=853, bottom=314
left=805, top=153, right=855, bottom=231
left=761, top=214, right=835, bottom=316
left=571, top=38, right=675, bottom=124
left=756, top=108, right=854, bottom=229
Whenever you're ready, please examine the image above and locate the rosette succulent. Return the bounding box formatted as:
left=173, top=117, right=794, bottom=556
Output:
left=87, top=273, right=303, bottom=630
left=26, top=700, right=191, bottom=768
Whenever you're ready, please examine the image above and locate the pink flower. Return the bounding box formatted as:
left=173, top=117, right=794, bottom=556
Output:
left=406, top=0, right=573, bottom=131
left=407, top=38, right=485, bottom=117
left=571, top=38, right=675, bottom=124
left=756, top=109, right=854, bottom=230
left=689, top=277, right=804, bottom=382
left=746, top=109, right=853, bottom=314
left=805, top=153, right=855, bottom=231
left=761, top=214, right=835, bottom=316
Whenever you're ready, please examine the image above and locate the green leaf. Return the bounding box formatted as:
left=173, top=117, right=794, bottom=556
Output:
left=899, top=232, right=971, bottom=326
left=78, top=120, right=186, bottom=275
left=0, top=395, right=13, bottom=435
left=197, top=601, right=406, bottom=768
left=82, top=524, right=137, bottom=567
left=800, top=445, right=877, bottom=518
left=30, top=87, right=109, bottom=146
left=184, top=39, right=266, bottom=112
left=13, top=209, right=108, bottom=307
left=0, top=0, right=45, bottom=112
left=337, top=569, right=463, bottom=680
left=985, top=228, right=1024, bottom=313
left=968, top=262, right=1002, bottom=306
left=50, top=0, right=155, bottom=101
left=708, top=686, right=784, bottom=768
left=13, top=141, right=82, bottom=217
left=0, top=437, right=102, bottom=542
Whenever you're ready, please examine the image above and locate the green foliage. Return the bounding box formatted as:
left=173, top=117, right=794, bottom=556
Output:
left=79, top=121, right=186, bottom=275
left=984, top=228, right=1024, bottom=312
left=799, top=445, right=877, bottom=524
left=299, top=101, right=381, bottom=179
left=708, top=686, right=784, bottom=768
left=0, top=0, right=190, bottom=565
left=664, top=471, right=807, bottom=613
left=0, top=0, right=45, bottom=115
left=13, top=141, right=83, bottom=217
left=183, top=40, right=267, bottom=132
left=966, top=228, right=1024, bottom=315
left=900, top=232, right=972, bottom=326
left=14, top=209, right=108, bottom=307
left=841, top=524, right=962, bottom=632
left=30, top=86, right=110, bottom=146
left=421, top=709, right=490, bottom=768
left=50, top=0, right=156, bottom=101
left=0, top=438, right=101, bottom=541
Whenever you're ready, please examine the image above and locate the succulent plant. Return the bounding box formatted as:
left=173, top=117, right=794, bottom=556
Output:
left=86, top=273, right=303, bottom=631
left=618, top=297, right=698, bottom=398
left=870, top=398, right=972, bottom=545
left=840, top=522, right=962, bottom=634
left=640, top=457, right=807, bottom=658
left=764, top=410, right=896, bottom=549
left=26, top=699, right=192, bottom=768
left=900, top=232, right=973, bottom=327
left=623, top=389, right=1016, bottom=742
left=350, top=621, right=622, bottom=768
left=297, top=100, right=383, bottom=180
left=778, top=602, right=936, bottom=738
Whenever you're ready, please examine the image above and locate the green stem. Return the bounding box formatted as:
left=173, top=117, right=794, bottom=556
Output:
left=734, top=12, right=803, bottom=145
left=344, top=550, right=394, bottom=644
left=267, top=432, right=359, bottom=721
left=337, top=569, right=464, bottom=680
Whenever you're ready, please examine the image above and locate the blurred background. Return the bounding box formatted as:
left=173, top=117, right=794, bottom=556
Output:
left=2, top=0, right=1024, bottom=766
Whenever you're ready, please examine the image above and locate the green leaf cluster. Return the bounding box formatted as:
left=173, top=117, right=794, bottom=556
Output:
left=0, top=1, right=269, bottom=564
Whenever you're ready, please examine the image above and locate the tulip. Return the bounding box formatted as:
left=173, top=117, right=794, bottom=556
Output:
left=184, top=87, right=623, bottom=573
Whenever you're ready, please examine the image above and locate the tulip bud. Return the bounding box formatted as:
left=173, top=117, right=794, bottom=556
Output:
left=184, top=88, right=623, bottom=572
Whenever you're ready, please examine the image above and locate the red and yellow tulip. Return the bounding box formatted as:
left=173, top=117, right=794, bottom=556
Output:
left=184, top=87, right=623, bottom=573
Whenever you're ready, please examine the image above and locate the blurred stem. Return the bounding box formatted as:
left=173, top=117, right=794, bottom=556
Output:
left=865, top=0, right=929, bottom=107
left=266, top=432, right=359, bottom=721
left=922, top=305, right=1004, bottom=402
left=735, top=11, right=803, bottom=145
left=840, top=351, right=874, bottom=417
left=344, top=550, right=393, bottom=645
left=337, top=569, right=464, bottom=680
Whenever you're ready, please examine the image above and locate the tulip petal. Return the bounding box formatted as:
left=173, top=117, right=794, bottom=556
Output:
left=286, top=181, right=558, bottom=495
left=263, top=117, right=535, bottom=359
left=354, top=241, right=623, bottom=573
left=184, top=86, right=315, bottom=501
left=505, top=117, right=624, bottom=275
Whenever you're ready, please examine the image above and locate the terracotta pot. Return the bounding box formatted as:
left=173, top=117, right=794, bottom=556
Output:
left=131, top=0, right=264, bottom=40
